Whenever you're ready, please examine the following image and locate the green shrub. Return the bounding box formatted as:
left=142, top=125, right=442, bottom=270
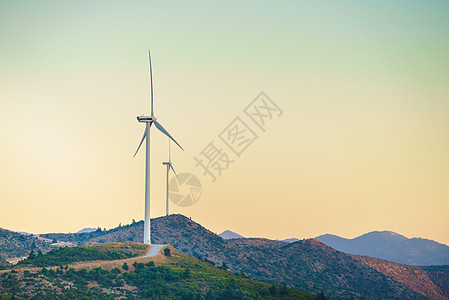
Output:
left=122, top=262, right=129, bottom=271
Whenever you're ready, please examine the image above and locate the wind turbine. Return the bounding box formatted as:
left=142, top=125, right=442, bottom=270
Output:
left=162, top=141, right=178, bottom=216
left=134, top=50, right=183, bottom=245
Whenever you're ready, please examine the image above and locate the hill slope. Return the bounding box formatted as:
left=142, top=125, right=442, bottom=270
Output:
left=0, top=242, right=323, bottom=299
left=316, top=231, right=449, bottom=266
left=226, top=238, right=424, bottom=299
left=0, top=228, right=52, bottom=263
left=353, top=254, right=449, bottom=300
left=37, top=215, right=432, bottom=299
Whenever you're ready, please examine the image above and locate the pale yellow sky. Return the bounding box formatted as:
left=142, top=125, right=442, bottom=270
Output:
left=1, top=1, right=448, bottom=245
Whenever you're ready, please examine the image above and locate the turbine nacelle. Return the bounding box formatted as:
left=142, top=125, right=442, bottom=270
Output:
left=137, top=116, right=156, bottom=123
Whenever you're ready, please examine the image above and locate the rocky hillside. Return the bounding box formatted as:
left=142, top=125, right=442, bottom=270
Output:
left=37, top=215, right=437, bottom=299
left=0, top=228, right=52, bottom=262
left=227, top=238, right=424, bottom=299
left=354, top=254, right=449, bottom=300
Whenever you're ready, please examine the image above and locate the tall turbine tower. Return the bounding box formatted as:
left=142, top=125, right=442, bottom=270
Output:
left=162, top=141, right=178, bottom=216
left=134, top=50, right=183, bottom=244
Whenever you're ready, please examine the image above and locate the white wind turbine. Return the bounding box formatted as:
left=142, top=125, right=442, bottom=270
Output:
left=162, top=141, right=178, bottom=216
left=134, top=50, right=183, bottom=245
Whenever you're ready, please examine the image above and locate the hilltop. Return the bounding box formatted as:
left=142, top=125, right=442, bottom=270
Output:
left=0, top=242, right=323, bottom=299
left=316, top=231, right=449, bottom=265
left=35, top=214, right=440, bottom=299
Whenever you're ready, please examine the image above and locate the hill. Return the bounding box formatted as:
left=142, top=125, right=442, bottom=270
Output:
left=0, top=242, right=324, bottom=299
left=226, top=238, right=424, bottom=299
left=218, top=230, right=245, bottom=240
left=316, top=231, right=449, bottom=265
left=0, top=228, right=52, bottom=263
left=353, top=254, right=449, bottom=300
left=37, top=215, right=432, bottom=299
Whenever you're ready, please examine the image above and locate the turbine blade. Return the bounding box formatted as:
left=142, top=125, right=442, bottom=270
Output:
left=133, top=127, right=147, bottom=157
left=153, top=120, right=184, bottom=151
left=170, top=163, right=178, bottom=179
left=149, top=50, right=154, bottom=117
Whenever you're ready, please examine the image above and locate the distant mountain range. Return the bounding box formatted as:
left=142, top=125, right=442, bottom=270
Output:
left=75, top=227, right=97, bottom=234
left=316, top=231, right=449, bottom=266
left=219, top=229, right=449, bottom=267
left=213, top=229, right=449, bottom=266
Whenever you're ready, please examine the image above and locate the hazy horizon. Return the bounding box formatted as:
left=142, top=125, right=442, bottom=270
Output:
left=1, top=1, right=448, bottom=245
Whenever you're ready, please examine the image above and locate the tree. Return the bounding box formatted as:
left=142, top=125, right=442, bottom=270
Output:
left=122, top=262, right=129, bottom=271
left=52, top=239, right=58, bottom=243
left=163, top=248, right=171, bottom=257
left=28, top=250, right=36, bottom=260
left=145, top=261, right=155, bottom=268
left=133, top=262, right=145, bottom=271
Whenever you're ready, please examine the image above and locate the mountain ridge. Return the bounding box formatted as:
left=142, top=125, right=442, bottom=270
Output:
left=316, top=230, right=449, bottom=265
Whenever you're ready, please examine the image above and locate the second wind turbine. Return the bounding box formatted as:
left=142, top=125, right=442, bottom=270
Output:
left=134, top=50, right=183, bottom=245
left=162, top=141, right=178, bottom=216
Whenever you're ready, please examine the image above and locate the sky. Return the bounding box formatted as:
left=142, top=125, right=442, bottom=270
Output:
left=1, top=1, right=448, bottom=245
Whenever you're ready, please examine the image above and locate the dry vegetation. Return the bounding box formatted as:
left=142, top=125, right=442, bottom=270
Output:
left=353, top=254, right=447, bottom=300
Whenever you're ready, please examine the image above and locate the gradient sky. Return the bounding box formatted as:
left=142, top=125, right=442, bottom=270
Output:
left=1, top=1, right=448, bottom=245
